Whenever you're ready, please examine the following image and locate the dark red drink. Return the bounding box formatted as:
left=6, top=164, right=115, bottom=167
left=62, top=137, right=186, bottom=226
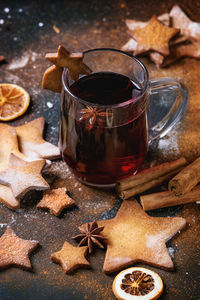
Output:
left=59, top=72, right=148, bottom=186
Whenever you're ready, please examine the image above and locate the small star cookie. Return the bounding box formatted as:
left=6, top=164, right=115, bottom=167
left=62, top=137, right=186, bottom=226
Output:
left=42, top=45, right=91, bottom=93
left=51, top=241, right=90, bottom=274
left=0, top=227, right=39, bottom=271
left=37, top=187, right=75, bottom=216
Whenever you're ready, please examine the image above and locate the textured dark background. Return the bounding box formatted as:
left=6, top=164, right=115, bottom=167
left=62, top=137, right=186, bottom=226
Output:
left=0, top=0, right=200, bottom=299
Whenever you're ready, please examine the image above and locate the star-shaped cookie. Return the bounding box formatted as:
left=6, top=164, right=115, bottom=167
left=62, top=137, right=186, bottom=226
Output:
left=0, top=227, right=39, bottom=271
left=97, top=200, right=186, bottom=273
left=16, top=117, right=60, bottom=160
left=0, top=154, right=49, bottom=198
left=45, top=45, right=91, bottom=81
left=170, top=5, right=200, bottom=42
left=129, top=15, right=179, bottom=56
left=37, top=187, right=75, bottom=216
left=51, top=241, right=90, bottom=274
left=42, top=45, right=91, bottom=93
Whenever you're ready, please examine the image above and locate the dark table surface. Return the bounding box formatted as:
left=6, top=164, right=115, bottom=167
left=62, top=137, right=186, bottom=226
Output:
left=0, top=0, right=200, bottom=299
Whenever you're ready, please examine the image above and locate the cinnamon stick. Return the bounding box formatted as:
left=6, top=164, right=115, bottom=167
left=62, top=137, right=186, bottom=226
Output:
left=117, top=157, right=187, bottom=192
left=140, top=185, right=200, bottom=211
left=116, top=157, right=187, bottom=199
left=117, top=167, right=183, bottom=200
left=169, top=157, right=200, bottom=196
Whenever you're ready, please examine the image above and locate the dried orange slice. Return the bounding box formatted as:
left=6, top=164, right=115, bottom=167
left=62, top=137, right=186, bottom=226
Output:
left=0, top=83, right=30, bottom=121
left=112, top=267, right=164, bottom=300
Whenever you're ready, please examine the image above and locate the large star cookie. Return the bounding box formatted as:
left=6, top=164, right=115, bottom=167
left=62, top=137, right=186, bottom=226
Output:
left=97, top=200, right=186, bottom=273
left=37, top=187, right=75, bottom=216
left=0, top=227, right=39, bottom=271
left=16, top=117, right=60, bottom=160
left=51, top=241, right=90, bottom=274
left=129, top=15, right=179, bottom=56
left=0, top=154, right=49, bottom=198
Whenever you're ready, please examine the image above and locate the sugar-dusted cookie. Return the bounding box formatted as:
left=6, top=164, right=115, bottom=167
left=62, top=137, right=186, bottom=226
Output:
left=0, top=227, right=39, bottom=271
left=37, top=187, right=75, bottom=216
left=0, top=154, right=49, bottom=199
left=96, top=200, right=186, bottom=273
left=16, top=117, right=60, bottom=160
left=170, top=5, right=200, bottom=42
left=51, top=241, right=90, bottom=274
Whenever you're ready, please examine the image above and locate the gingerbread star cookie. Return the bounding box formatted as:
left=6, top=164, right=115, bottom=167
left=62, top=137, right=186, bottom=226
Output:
left=16, top=117, right=60, bottom=160
left=51, top=241, right=90, bottom=274
left=122, top=13, right=185, bottom=54
left=37, top=187, right=75, bottom=216
left=0, top=227, right=39, bottom=271
left=0, top=154, right=49, bottom=198
left=128, top=15, right=179, bottom=56
left=170, top=5, right=200, bottom=42
left=42, top=45, right=91, bottom=92
left=96, top=200, right=186, bottom=273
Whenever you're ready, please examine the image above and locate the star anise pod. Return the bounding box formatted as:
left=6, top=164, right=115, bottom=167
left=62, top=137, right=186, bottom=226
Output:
left=72, top=220, right=106, bottom=253
left=79, top=105, right=112, bottom=130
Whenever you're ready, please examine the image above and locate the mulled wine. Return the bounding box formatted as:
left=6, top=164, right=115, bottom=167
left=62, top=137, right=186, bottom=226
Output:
left=59, top=71, right=148, bottom=186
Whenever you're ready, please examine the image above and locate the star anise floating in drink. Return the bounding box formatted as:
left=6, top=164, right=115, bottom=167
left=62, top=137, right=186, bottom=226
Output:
left=72, top=220, right=106, bottom=253
left=79, top=105, right=112, bottom=130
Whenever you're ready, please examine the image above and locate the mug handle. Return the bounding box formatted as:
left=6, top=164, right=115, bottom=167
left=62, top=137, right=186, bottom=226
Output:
left=148, top=77, right=188, bottom=143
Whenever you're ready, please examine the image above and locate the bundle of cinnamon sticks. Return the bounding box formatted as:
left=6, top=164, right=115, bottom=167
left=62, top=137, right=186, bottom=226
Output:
left=116, top=156, right=200, bottom=210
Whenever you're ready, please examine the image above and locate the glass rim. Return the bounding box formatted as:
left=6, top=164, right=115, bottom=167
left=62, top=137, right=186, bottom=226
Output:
left=62, top=48, right=149, bottom=109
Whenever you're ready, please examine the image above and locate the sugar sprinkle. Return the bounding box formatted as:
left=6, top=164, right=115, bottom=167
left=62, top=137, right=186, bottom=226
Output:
left=4, top=8, right=10, bottom=13
left=38, top=22, right=44, bottom=27
left=7, top=52, right=29, bottom=70
left=47, top=102, right=53, bottom=108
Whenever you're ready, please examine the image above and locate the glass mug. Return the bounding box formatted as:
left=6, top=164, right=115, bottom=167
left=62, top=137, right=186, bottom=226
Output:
left=59, top=48, right=187, bottom=188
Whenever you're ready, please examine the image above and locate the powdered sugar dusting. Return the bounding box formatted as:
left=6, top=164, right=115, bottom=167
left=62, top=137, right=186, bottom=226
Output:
left=168, top=246, right=176, bottom=258
left=0, top=214, right=16, bottom=228
left=158, top=131, right=179, bottom=157
left=188, top=22, right=200, bottom=35
left=146, top=234, right=162, bottom=249
left=7, top=53, right=30, bottom=70
left=7, top=50, right=40, bottom=70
